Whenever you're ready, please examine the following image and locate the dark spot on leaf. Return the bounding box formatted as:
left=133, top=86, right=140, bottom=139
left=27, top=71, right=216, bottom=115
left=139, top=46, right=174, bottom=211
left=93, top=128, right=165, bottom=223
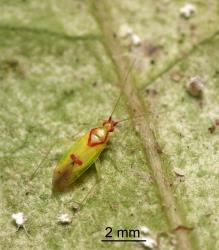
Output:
left=150, top=59, right=155, bottom=65
left=92, top=81, right=97, bottom=87
left=208, top=125, right=216, bottom=134
left=142, top=42, right=162, bottom=57
left=208, top=119, right=219, bottom=133
left=146, top=88, right=158, bottom=97
left=63, top=89, right=75, bottom=97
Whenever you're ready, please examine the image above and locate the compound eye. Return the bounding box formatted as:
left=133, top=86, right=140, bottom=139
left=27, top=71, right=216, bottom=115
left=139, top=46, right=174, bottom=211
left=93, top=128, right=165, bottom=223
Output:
left=108, top=127, right=114, bottom=132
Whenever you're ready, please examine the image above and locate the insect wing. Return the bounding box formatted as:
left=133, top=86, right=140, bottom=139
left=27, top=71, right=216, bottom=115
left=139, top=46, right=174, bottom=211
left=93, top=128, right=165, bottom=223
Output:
left=52, top=132, right=106, bottom=191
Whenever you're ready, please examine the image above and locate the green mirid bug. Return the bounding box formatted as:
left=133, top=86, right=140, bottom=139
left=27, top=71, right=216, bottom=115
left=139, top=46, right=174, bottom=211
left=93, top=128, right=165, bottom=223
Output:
left=52, top=114, right=120, bottom=191
left=52, top=61, right=136, bottom=192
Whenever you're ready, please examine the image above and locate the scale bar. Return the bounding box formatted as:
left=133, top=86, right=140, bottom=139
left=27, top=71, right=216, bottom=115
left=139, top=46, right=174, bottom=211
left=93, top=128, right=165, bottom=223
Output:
left=101, top=239, right=146, bottom=242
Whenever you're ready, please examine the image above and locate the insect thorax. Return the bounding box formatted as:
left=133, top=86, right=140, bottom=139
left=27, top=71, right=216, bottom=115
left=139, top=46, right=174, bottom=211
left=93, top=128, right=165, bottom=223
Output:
left=88, top=127, right=108, bottom=146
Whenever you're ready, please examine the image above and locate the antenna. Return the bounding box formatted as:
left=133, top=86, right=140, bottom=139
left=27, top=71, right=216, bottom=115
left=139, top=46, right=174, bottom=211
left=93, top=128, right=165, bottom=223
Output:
left=114, top=114, right=145, bottom=125
left=110, top=58, right=137, bottom=118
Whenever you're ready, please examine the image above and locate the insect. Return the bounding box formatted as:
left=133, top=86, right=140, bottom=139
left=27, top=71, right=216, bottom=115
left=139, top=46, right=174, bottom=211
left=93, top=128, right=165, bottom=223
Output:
left=52, top=112, right=121, bottom=191
left=52, top=61, right=136, bottom=192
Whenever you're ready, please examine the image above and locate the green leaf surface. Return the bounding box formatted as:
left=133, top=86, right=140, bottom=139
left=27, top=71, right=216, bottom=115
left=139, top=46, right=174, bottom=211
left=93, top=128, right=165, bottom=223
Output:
left=0, top=1, right=218, bottom=250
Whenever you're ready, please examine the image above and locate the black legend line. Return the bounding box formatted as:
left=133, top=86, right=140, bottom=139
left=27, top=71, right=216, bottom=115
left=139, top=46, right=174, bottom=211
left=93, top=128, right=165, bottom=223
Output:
left=101, top=239, right=146, bottom=242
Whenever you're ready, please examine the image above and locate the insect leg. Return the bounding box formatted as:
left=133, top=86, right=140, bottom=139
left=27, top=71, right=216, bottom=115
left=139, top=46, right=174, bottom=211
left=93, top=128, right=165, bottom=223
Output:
left=95, top=158, right=102, bottom=182
left=29, top=142, right=55, bottom=180
left=72, top=159, right=102, bottom=211
left=72, top=182, right=98, bottom=212
left=29, top=131, right=83, bottom=181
